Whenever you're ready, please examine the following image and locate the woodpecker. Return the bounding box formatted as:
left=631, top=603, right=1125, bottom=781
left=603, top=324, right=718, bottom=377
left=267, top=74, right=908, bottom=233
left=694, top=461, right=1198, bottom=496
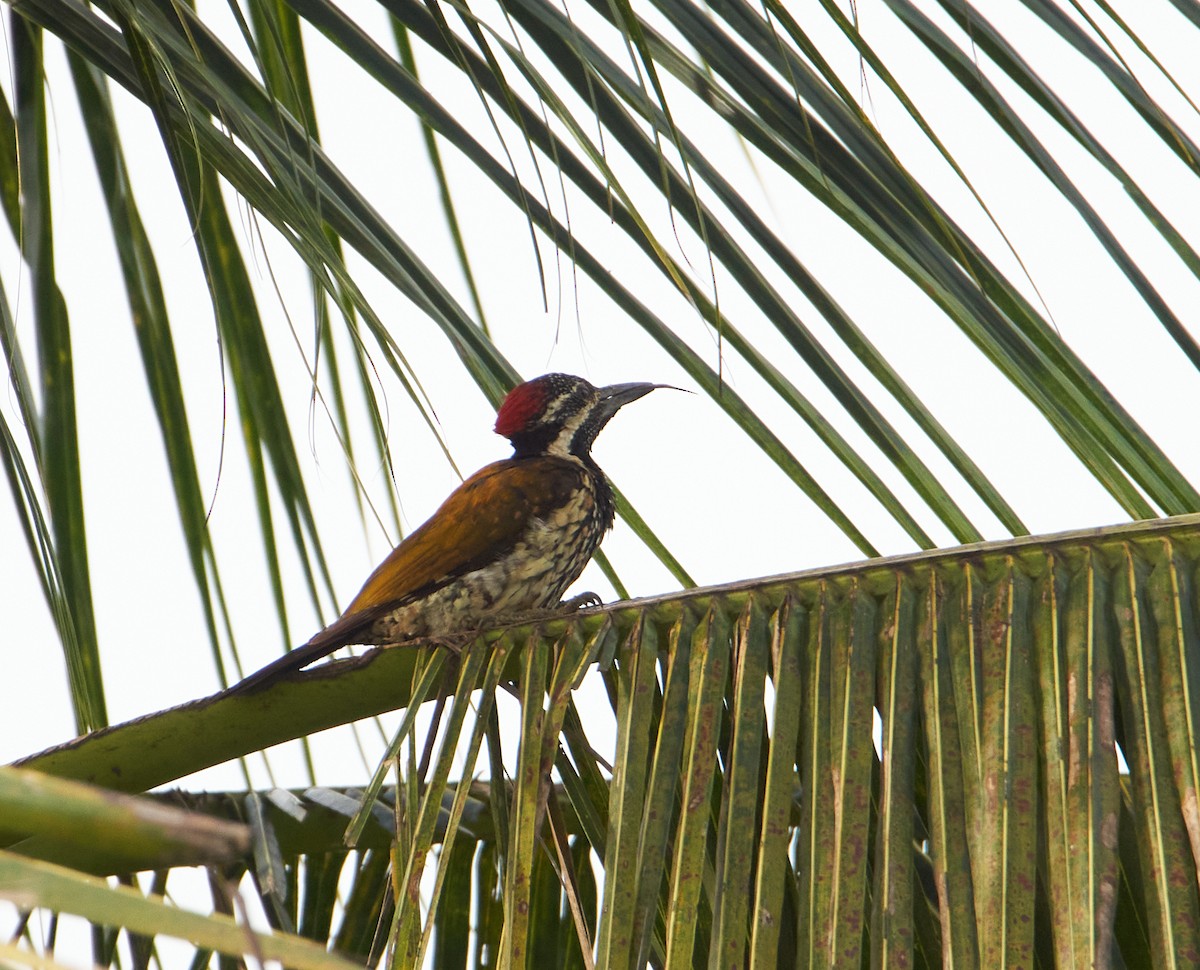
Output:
left=232, top=373, right=662, bottom=693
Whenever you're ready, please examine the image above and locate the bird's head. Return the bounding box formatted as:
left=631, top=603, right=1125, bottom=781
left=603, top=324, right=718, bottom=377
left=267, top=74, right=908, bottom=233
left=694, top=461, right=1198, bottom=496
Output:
left=495, top=373, right=662, bottom=460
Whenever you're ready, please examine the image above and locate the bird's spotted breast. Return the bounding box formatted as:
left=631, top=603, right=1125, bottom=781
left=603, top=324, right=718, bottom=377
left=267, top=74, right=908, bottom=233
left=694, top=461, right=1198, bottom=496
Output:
left=364, top=472, right=603, bottom=644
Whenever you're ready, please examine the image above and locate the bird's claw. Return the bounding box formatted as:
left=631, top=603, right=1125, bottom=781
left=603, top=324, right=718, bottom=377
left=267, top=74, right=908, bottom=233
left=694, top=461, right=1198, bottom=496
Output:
left=562, top=591, right=603, bottom=612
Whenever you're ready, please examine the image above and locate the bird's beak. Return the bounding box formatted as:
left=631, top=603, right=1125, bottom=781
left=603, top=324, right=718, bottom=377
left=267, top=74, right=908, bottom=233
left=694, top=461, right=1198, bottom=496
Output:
left=596, top=381, right=669, bottom=420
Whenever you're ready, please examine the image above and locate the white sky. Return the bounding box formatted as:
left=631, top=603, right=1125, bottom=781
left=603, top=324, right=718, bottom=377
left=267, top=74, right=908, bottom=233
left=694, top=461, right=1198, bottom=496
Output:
left=1, top=0, right=1199, bottom=796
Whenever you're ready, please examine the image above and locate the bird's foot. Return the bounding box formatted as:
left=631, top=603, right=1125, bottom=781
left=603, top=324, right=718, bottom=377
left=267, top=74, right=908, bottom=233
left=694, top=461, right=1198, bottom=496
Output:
left=478, top=595, right=605, bottom=634
left=561, top=591, right=603, bottom=612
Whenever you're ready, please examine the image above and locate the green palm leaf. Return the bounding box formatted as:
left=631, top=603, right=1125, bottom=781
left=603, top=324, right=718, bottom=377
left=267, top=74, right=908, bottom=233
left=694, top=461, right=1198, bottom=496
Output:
left=7, top=516, right=1200, bottom=966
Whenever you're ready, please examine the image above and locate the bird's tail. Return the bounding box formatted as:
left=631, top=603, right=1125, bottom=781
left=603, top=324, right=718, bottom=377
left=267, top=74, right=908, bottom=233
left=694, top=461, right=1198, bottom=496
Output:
left=227, top=608, right=381, bottom=694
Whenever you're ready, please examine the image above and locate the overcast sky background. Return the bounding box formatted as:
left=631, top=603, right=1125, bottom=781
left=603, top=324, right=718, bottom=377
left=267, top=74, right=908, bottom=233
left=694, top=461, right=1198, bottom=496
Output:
left=2, top=0, right=1199, bottom=803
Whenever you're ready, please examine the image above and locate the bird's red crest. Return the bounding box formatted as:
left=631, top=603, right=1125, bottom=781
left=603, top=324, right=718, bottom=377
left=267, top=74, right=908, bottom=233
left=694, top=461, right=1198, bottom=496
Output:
left=494, top=378, right=550, bottom=437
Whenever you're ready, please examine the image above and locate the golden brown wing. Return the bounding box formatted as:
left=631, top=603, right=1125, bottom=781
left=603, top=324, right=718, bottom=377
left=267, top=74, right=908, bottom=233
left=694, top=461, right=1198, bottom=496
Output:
left=344, top=456, right=585, bottom=614
left=230, top=456, right=587, bottom=693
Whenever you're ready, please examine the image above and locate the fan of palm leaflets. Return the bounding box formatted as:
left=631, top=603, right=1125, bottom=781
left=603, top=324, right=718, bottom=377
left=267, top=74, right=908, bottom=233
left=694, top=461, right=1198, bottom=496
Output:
left=8, top=515, right=1200, bottom=967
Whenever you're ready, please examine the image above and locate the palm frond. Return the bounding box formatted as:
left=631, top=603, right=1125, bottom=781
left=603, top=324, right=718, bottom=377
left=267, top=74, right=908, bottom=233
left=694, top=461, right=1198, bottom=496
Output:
left=9, top=515, right=1200, bottom=965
